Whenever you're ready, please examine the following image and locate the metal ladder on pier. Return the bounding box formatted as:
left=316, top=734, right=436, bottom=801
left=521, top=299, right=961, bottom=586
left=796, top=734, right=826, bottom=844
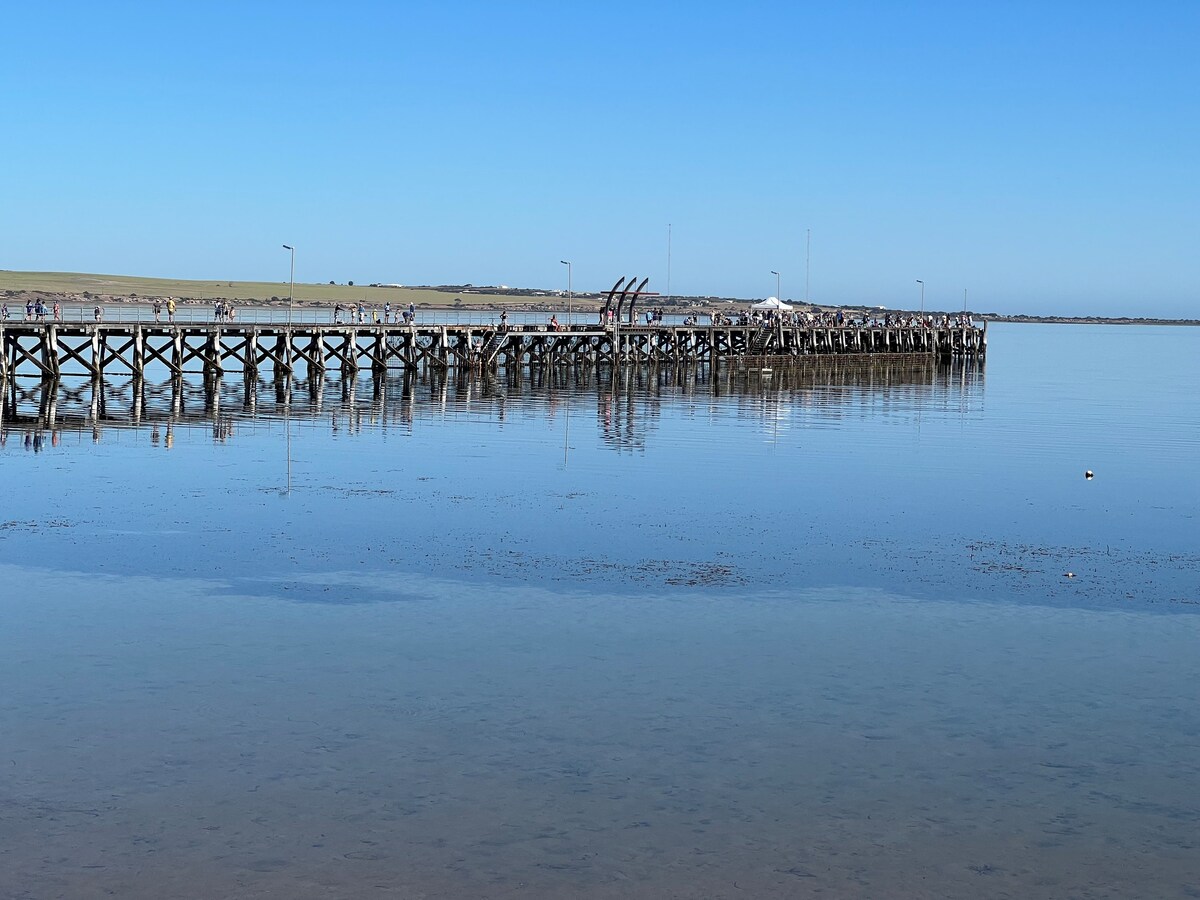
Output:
left=750, top=324, right=772, bottom=353
left=481, top=331, right=507, bottom=367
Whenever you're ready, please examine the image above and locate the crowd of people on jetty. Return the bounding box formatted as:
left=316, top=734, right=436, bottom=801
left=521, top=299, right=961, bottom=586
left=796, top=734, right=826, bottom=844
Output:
left=3, top=299, right=63, bottom=322
left=2, top=298, right=976, bottom=330
left=689, top=309, right=977, bottom=329
left=152, top=298, right=178, bottom=323
left=1, top=298, right=185, bottom=324
left=333, top=301, right=418, bottom=325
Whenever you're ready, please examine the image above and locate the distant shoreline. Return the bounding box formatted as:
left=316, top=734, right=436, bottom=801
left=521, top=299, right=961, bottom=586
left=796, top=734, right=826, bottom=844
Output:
left=985, top=314, right=1199, bottom=326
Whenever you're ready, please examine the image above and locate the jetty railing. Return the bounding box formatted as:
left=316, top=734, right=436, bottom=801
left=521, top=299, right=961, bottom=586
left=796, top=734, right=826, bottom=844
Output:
left=0, top=321, right=985, bottom=381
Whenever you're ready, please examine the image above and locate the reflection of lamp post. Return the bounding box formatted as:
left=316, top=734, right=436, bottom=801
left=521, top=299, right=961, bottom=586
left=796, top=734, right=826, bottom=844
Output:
left=282, top=244, right=295, bottom=324
left=770, top=270, right=781, bottom=301
left=916, top=279, right=924, bottom=316
left=560, top=259, right=572, bottom=327
left=279, top=244, right=295, bottom=493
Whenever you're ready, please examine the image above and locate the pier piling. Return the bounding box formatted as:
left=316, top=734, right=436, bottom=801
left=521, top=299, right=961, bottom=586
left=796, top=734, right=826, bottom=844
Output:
left=0, top=321, right=985, bottom=382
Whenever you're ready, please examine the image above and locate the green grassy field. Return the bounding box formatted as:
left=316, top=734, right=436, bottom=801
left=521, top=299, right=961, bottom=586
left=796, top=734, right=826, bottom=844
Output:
left=0, top=270, right=548, bottom=308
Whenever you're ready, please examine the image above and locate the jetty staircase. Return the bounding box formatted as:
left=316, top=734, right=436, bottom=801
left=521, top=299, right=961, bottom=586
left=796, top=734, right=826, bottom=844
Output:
left=750, top=325, right=773, bottom=354
left=480, top=331, right=507, bottom=367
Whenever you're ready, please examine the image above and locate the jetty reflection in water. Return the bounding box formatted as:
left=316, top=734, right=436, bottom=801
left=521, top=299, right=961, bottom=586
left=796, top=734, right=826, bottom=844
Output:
left=1, top=356, right=983, bottom=451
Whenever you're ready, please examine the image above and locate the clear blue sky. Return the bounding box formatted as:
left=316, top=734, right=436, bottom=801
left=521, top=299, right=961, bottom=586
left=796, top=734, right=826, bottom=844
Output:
left=4, top=1, right=1197, bottom=316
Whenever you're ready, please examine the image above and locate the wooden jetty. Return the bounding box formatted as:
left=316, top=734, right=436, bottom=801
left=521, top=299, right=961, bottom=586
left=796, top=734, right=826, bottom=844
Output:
left=0, top=320, right=985, bottom=381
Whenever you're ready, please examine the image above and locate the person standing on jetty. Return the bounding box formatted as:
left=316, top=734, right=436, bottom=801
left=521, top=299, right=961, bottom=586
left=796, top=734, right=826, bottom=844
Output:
left=153, top=299, right=162, bottom=323
left=167, top=297, right=176, bottom=323
left=53, top=301, right=61, bottom=322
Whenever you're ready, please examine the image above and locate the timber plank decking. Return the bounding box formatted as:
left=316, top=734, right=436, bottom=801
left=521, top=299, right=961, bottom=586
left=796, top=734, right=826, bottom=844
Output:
left=0, top=321, right=985, bottom=381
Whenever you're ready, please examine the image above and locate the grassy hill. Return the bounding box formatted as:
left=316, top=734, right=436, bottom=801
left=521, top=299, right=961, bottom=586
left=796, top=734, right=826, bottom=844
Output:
left=8, top=270, right=1191, bottom=324
left=0, top=270, right=556, bottom=309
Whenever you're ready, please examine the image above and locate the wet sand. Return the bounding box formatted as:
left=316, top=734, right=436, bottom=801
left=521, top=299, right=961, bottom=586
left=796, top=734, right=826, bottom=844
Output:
left=2, top=567, right=1197, bottom=899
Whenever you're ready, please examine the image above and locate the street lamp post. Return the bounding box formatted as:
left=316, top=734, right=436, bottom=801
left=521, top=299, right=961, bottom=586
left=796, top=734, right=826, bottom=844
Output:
left=805, top=228, right=811, bottom=304
left=666, top=223, right=672, bottom=305
left=916, top=279, right=924, bottom=317
left=282, top=244, right=295, bottom=325
left=771, top=270, right=781, bottom=302
left=560, top=260, right=572, bottom=327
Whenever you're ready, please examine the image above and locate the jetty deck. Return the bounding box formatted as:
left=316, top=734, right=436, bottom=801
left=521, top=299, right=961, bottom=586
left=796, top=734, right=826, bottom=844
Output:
left=0, top=320, right=985, bottom=380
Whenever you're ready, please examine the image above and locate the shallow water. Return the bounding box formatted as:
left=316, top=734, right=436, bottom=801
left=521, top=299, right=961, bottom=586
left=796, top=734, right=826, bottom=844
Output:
left=1, top=323, right=1198, bottom=898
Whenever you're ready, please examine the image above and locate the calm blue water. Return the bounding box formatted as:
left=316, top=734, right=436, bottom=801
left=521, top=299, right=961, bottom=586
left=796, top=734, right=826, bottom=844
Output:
left=1, top=324, right=1197, bottom=898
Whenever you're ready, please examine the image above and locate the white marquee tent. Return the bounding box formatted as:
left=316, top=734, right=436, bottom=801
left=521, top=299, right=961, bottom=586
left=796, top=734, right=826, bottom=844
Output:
left=751, top=297, right=793, bottom=311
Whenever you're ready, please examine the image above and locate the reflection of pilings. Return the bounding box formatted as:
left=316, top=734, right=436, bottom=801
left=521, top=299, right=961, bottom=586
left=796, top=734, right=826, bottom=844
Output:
left=309, top=372, right=324, bottom=412
left=399, top=371, right=415, bottom=425
left=39, top=377, right=59, bottom=425
left=274, top=376, right=291, bottom=409
left=1, top=359, right=984, bottom=444
left=91, top=378, right=102, bottom=422
left=204, top=373, right=221, bottom=418
left=434, top=369, right=449, bottom=411
left=133, top=377, right=144, bottom=426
